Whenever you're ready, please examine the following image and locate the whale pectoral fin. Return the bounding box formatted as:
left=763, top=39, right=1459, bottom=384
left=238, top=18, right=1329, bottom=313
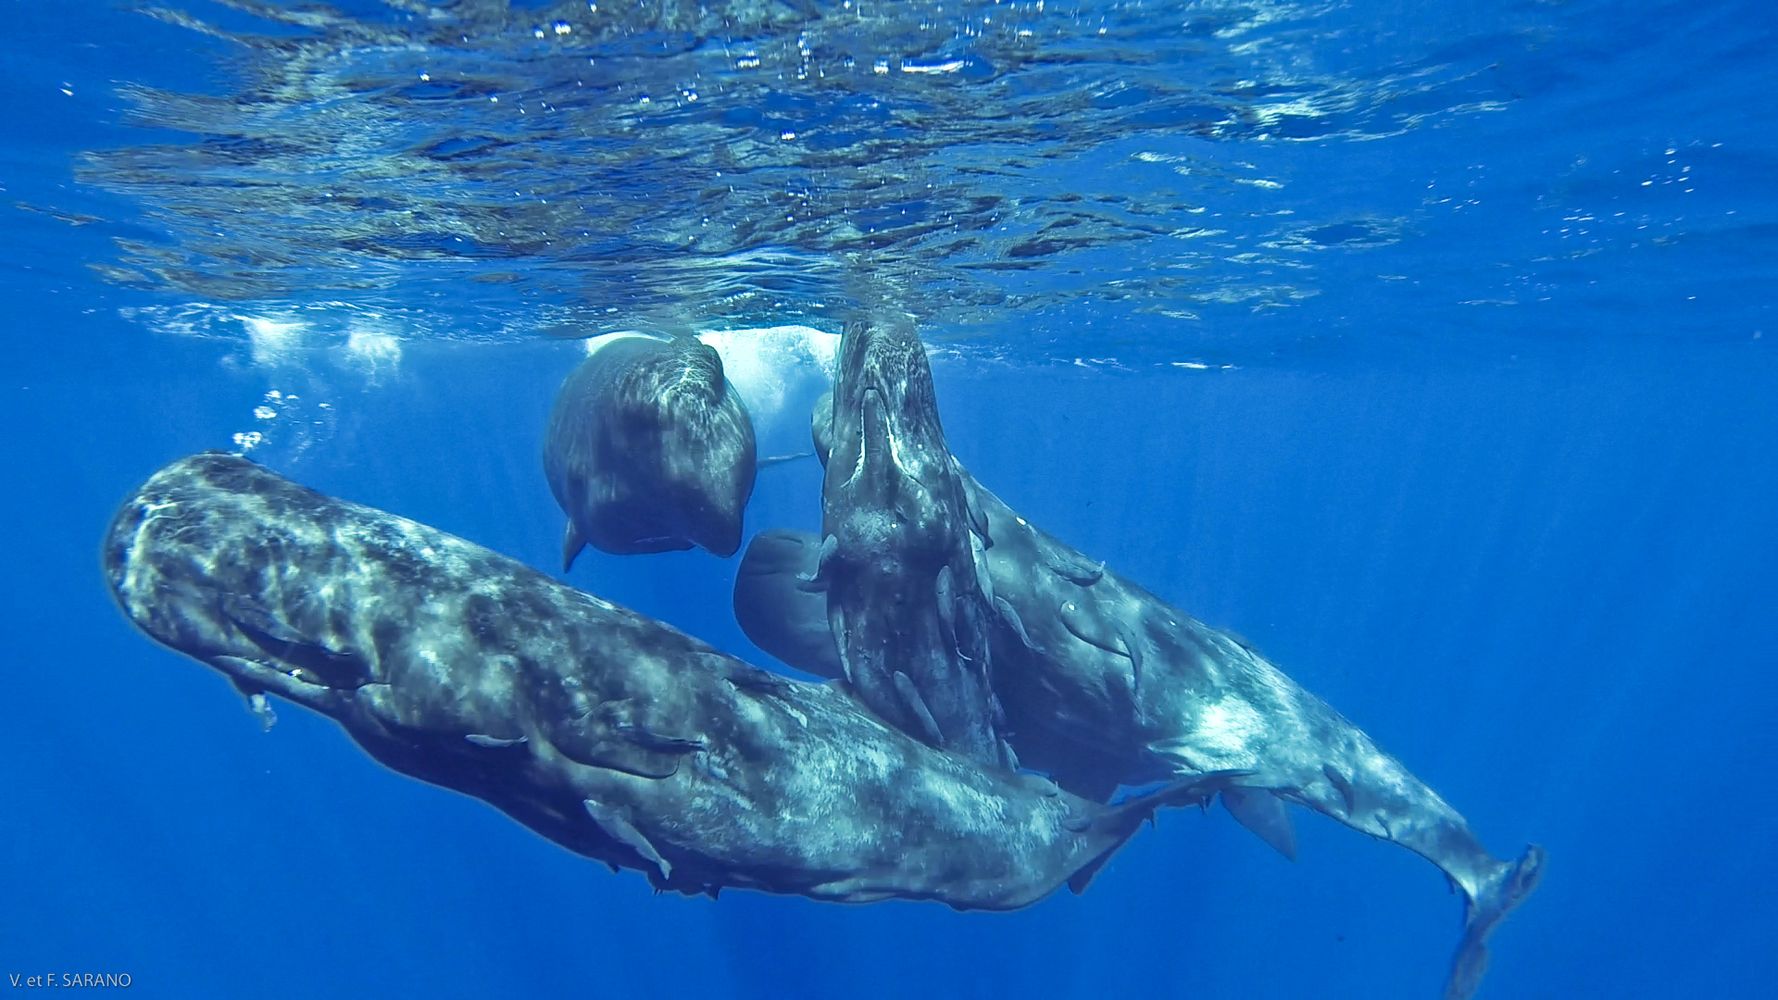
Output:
left=583, top=798, right=672, bottom=883
left=1065, top=851, right=1112, bottom=894
left=562, top=520, right=588, bottom=571
left=1221, top=788, right=1298, bottom=861
left=796, top=534, right=839, bottom=593
left=465, top=733, right=528, bottom=749
left=892, top=671, right=945, bottom=746
left=1445, top=845, right=1547, bottom=1000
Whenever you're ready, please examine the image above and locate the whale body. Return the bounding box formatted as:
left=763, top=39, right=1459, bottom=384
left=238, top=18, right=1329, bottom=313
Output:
left=101, top=452, right=1237, bottom=909
left=799, top=318, right=1011, bottom=766
left=544, top=333, right=756, bottom=565
left=736, top=396, right=1543, bottom=1000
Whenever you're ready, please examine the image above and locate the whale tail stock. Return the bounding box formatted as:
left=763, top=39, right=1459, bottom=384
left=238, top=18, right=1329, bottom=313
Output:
left=1444, top=843, right=1546, bottom=1000
left=1065, top=770, right=1252, bottom=895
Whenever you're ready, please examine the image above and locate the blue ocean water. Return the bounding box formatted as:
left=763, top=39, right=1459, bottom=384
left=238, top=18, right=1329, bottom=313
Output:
left=3, top=0, right=1776, bottom=997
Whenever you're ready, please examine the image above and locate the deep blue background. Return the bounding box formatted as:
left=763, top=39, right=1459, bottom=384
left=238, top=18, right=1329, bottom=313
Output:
left=4, top=1, right=1778, bottom=997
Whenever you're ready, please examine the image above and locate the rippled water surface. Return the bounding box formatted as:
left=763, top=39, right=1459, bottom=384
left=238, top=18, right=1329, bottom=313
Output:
left=15, top=0, right=1769, bottom=362
left=4, top=1, right=1777, bottom=998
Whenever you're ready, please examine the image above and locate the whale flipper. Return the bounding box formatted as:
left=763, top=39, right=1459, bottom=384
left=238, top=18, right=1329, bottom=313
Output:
left=1220, top=787, right=1298, bottom=861
left=562, top=520, right=588, bottom=571
left=795, top=534, right=838, bottom=593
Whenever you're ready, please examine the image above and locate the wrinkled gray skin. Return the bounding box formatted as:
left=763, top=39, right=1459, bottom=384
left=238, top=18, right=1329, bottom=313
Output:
left=544, top=334, right=755, bottom=566
left=746, top=416, right=1543, bottom=1000
left=803, top=319, right=1011, bottom=767
left=103, top=453, right=1236, bottom=909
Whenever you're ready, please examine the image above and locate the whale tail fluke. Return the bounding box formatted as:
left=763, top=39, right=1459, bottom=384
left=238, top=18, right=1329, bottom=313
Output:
left=1444, top=844, right=1546, bottom=1000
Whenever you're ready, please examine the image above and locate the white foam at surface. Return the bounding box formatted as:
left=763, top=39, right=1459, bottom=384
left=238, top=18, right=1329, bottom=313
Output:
left=238, top=313, right=304, bottom=366
left=342, top=327, right=403, bottom=376
left=575, top=325, right=837, bottom=438
left=580, top=331, right=666, bottom=359
left=695, top=325, right=839, bottom=418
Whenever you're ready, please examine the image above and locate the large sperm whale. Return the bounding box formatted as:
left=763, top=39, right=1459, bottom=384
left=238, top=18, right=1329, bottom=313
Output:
left=737, top=379, right=1543, bottom=1000
left=102, top=452, right=1237, bottom=909
left=796, top=318, right=1012, bottom=766
left=544, top=332, right=756, bottom=565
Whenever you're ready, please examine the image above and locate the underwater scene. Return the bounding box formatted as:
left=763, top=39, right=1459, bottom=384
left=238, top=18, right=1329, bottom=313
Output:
left=3, top=0, right=1776, bottom=997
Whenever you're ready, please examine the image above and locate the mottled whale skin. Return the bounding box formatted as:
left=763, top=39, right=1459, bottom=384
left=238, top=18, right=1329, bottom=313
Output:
left=803, top=319, right=1010, bottom=767
left=544, top=333, right=756, bottom=565
left=742, top=430, right=1542, bottom=999
left=102, top=453, right=1235, bottom=909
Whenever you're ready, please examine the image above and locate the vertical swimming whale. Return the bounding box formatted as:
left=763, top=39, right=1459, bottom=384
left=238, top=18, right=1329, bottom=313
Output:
left=797, top=318, right=1012, bottom=767
left=737, top=395, right=1543, bottom=1000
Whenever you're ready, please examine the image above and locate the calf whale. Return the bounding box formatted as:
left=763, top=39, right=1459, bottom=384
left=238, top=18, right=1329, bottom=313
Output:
left=738, top=405, right=1543, bottom=1000
left=544, top=332, right=756, bottom=565
left=102, top=452, right=1239, bottom=909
